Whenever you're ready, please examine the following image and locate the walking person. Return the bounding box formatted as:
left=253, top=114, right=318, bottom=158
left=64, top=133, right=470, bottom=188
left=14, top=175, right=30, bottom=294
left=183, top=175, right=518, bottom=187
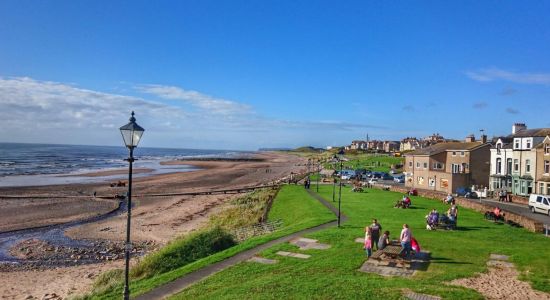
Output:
left=369, top=219, right=382, bottom=251
left=399, top=224, right=412, bottom=258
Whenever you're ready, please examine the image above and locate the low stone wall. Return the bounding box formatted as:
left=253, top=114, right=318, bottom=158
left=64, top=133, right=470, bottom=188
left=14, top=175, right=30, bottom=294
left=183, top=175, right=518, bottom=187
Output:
left=372, top=184, right=544, bottom=233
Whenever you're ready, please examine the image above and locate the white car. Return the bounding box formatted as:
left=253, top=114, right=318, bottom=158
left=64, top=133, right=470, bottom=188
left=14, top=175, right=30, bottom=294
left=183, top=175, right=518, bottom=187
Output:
left=368, top=178, right=378, bottom=184
left=529, top=194, right=550, bottom=216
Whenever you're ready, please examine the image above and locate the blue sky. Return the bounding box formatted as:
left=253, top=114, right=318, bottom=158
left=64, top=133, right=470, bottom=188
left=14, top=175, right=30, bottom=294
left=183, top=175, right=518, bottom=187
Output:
left=1, top=1, right=549, bottom=150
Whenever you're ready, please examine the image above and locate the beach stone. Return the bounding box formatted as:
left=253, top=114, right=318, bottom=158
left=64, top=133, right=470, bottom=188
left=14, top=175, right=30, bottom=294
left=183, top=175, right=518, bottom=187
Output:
left=248, top=256, right=278, bottom=264
left=489, top=254, right=509, bottom=261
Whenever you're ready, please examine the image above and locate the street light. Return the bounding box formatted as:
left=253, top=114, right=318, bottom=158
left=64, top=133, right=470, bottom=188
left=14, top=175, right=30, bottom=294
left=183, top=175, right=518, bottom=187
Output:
left=316, top=158, right=320, bottom=192
left=119, top=111, right=145, bottom=300
left=336, top=149, right=345, bottom=228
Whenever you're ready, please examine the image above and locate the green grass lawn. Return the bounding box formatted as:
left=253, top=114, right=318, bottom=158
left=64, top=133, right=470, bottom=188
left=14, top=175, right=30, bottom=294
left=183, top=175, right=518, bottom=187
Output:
left=79, top=185, right=334, bottom=299
left=173, top=186, right=550, bottom=299
left=323, top=154, right=404, bottom=173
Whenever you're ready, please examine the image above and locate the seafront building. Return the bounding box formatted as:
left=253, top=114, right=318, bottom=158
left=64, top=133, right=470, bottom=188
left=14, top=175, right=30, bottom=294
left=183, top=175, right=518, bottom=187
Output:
left=489, top=123, right=550, bottom=196
left=404, top=135, right=490, bottom=194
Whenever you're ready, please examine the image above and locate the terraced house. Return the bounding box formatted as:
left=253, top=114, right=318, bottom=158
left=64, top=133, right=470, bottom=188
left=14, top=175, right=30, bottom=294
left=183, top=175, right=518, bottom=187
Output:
left=535, top=135, right=550, bottom=195
left=489, top=123, right=550, bottom=196
left=404, top=136, right=491, bottom=194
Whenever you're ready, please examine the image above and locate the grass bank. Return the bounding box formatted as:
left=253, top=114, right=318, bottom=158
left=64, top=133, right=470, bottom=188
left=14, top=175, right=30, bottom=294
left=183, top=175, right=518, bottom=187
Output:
left=173, top=186, right=550, bottom=299
left=77, top=185, right=334, bottom=299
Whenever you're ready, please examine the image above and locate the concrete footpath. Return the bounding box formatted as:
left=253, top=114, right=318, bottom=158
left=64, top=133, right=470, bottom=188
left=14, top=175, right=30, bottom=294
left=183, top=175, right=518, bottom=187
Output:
left=135, top=189, right=345, bottom=300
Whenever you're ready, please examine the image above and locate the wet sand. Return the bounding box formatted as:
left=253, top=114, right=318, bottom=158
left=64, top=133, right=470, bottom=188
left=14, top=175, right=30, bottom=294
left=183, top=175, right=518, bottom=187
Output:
left=0, top=152, right=305, bottom=299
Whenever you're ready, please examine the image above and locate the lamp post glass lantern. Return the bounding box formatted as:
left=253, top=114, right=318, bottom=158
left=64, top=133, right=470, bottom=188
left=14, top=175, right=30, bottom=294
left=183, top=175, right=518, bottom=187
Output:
left=119, top=111, right=144, bottom=300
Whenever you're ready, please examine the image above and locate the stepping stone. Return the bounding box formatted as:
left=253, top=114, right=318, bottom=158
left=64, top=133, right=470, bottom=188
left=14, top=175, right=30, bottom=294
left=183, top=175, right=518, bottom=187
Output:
left=248, top=256, right=278, bottom=264
left=489, top=254, right=509, bottom=261
left=355, top=237, right=365, bottom=243
left=276, top=251, right=311, bottom=259
left=487, top=260, right=514, bottom=268
left=289, top=237, right=331, bottom=250
left=294, top=237, right=318, bottom=243
left=404, top=291, right=441, bottom=300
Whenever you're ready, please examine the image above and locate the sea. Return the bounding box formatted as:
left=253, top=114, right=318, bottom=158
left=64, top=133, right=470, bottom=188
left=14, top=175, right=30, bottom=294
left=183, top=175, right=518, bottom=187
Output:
left=0, top=143, right=249, bottom=187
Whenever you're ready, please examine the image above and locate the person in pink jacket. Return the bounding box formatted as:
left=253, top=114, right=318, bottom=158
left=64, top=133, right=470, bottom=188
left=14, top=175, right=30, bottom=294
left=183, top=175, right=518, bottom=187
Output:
left=399, top=223, right=412, bottom=258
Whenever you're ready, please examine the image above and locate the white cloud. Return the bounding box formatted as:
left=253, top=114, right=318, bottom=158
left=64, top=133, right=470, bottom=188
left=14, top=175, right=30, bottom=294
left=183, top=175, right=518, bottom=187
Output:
left=466, top=68, right=550, bottom=85
left=0, top=77, right=185, bottom=132
left=136, top=84, right=252, bottom=115
left=0, top=77, right=387, bottom=149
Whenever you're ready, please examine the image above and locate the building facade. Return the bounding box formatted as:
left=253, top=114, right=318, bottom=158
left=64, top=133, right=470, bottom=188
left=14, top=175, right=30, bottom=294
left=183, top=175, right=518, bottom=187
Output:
left=489, top=123, right=550, bottom=196
left=404, top=140, right=491, bottom=194
left=535, top=136, right=550, bottom=195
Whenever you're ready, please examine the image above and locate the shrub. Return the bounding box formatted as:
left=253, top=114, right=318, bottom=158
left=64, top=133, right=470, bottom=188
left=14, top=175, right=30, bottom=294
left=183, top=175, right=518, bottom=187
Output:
left=131, top=226, right=236, bottom=278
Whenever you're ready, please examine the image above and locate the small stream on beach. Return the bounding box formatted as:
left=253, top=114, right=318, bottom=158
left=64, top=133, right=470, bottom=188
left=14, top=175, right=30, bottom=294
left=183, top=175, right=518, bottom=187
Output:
left=0, top=200, right=127, bottom=264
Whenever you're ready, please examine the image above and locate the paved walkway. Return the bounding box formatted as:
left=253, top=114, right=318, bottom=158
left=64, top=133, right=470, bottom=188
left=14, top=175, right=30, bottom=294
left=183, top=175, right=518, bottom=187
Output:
left=135, top=189, right=345, bottom=300
left=466, top=197, right=550, bottom=225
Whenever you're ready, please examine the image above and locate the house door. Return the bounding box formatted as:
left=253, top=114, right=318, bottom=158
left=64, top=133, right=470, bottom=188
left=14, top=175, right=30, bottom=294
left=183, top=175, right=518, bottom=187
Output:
left=527, top=181, right=533, bottom=194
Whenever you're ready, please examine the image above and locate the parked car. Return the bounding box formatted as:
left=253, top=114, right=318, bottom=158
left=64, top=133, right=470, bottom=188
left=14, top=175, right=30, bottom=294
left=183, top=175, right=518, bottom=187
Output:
left=368, top=178, right=379, bottom=184
left=529, top=194, right=550, bottom=216
left=393, top=175, right=405, bottom=183
left=455, top=187, right=472, bottom=197
left=389, top=169, right=396, bottom=174
left=381, top=173, right=393, bottom=180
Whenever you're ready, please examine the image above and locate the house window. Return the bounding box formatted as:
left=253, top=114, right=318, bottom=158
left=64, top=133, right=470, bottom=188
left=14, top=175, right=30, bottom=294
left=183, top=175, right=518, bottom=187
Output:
left=423, top=162, right=428, bottom=169
left=409, top=161, right=413, bottom=167
left=514, top=159, right=519, bottom=172
left=452, top=151, right=456, bottom=156
left=417, top=176, right=424, bottom=185
left=545, top=144, right=550, bottom=155
left=460, top=151, right=465, bottom=156
left=433, top=162, right=443, bottom=169
left=514, top=180, right=519, bottom=191
left=452, top=164, right=460, bottom=173
left=540, top=183, right=545, bottom=194
left=544, top=160, right=550, bottom=174
left=526, top=159, right=531, bottom=173
left=521, top=181, right=527, bottom=194
left=429, top=178, right=435, bottom=187
left=461, top=163, right=467, bottom=173
left=496, top=143, right=501, bottom=154
left=526, top=140, right=531, bottom=149
left=507, top=158, right=512, bottom=174
left=496, top=158, right=502, bottom=174
left=416, top=162, right=420, bottom=168
left=514, top=140, right=520, bottom=149
left=547, top=184, right=550, bottom=196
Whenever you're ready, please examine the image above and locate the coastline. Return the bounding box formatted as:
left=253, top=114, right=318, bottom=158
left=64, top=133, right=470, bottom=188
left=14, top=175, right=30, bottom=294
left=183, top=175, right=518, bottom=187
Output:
left=0, top=152, right=305, bottom=299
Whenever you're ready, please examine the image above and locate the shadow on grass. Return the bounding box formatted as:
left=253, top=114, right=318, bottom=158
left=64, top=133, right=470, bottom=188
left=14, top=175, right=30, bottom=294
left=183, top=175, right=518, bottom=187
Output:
left=430, top=256, right=473, bottom=265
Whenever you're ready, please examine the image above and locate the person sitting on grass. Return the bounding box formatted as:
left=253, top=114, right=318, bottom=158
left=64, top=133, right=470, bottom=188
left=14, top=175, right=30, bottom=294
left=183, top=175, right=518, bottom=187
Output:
left=426, top=209, right=439, bottom=230
left=444, top=193, right=455, bottom=204
left=402, top=195, right=411, bottom=208
left=377, top=230, right=390, bottom=250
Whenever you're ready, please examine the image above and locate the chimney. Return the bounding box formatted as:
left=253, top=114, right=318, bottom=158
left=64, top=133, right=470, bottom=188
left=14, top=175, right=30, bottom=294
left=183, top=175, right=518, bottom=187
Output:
left=481, top=134, right=487, bottom=143
left=512, top=123, right=527, bottom=134
left=465, top=134, right=475, bottom=143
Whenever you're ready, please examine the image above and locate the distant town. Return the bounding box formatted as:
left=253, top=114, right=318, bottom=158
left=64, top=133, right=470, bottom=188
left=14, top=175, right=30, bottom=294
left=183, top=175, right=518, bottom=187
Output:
left=335, top=123, right=550, bottom=200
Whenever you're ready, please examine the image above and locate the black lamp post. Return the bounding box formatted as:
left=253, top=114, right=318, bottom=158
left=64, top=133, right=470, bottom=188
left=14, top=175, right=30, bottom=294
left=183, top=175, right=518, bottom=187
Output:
left=336, top=150, right=345, bottom=227
left=316, top=159, right=320, bottom=192
left=332, top=159, right=336, bottom=202
left=119, top=111, right=145, bottom=300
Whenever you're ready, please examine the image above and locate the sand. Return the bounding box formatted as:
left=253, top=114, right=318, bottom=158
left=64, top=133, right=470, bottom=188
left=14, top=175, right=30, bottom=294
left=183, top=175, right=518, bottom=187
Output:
left=451, top=260, right=550, bottom=299
left=0, top=152, right=305, bottom=299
